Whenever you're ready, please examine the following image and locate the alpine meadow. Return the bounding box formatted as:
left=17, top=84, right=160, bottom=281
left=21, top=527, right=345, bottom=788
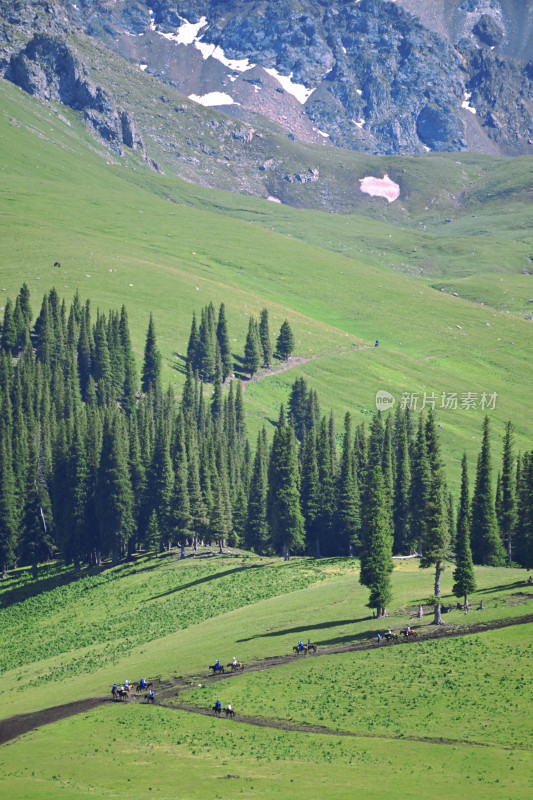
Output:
left=0, top=1, right=533, bottom=799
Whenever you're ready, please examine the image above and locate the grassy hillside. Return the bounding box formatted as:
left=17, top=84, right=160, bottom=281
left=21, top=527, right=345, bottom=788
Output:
left=0, top=552, right=531, bottom=799
left=1, top=78, right=532, bottom=489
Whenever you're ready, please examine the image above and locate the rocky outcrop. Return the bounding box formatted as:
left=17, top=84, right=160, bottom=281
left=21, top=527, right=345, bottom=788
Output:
left=0, top=0, right=531, bottom=158
left=6, top=34, right=146, bottom=157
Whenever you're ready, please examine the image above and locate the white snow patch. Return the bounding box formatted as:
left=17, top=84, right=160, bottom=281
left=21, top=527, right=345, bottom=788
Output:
left=352, top=118, right=365, bottom=129
left=189, top=91, right=237, bottom=106
left=139, top=64, right=148, bottom=71
left=356, top=88, right=363, bottom=96
left=359, top=174, right=400, bottom=203
left=422, top=144, right=430, bottom=152
left=263, top=67, right=315, bottom=104
left=316, top=129, right=329, bottom=138
left=148, top=8, right=156, bottom=31
left=267, top=196, right=281, bottom=203
left=155, top=16, right=255, bottom=73
left=461, top=92, right=477, bottom=115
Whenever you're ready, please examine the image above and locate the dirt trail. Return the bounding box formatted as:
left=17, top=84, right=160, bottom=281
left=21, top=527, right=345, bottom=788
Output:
left=1, top=612, right=531, bottom=747
left=240, top=345, right=370, bottom=390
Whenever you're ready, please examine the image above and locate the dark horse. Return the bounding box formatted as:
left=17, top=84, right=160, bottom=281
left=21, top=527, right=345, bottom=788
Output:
left=224, top=707, right=235, bottom=718
left=212, top=704, right=222, bottom=716
left=385, top=632, right=398, bottom=643
left=136, top=681, right=153, bottom=692
left=209, top=664, right=225, bottom=675
left=145, top=693, right=155, bottom=704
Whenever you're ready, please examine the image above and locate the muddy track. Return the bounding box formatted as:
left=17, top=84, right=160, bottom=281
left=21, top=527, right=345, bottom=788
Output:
left=1, top=612, right=532, bottom=747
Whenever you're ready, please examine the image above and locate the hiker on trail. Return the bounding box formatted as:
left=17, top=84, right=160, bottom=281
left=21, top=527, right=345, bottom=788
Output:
left=377, top=633, right=382, bottom=644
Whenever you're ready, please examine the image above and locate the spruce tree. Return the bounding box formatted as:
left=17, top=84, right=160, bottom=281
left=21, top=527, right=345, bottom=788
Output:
left=392, top=409, right=411, bottom=554
left=453, top=453, right=476, bottom=606
left=420, top=469, right=450, bottom=625
left=259, top=308, right=273, bottom=368
left=275, top=320, right=295, bottom=360
left=359, top=465, right=393, bottom=617
left=245, top=430, right=269, bottom=554
left=267, top=409, right=304, bottom=559
left=1, top=299, right=17, bottom=354
left=409, top=415, right=430, bottom=554
left=316, top=416, right=334, bottom=555
left=18, top=283, right=32, bottom=325
left=334, top=413, right=360, bottom=555
left=119, top=306, right=137, bottom=416
left=142, top=313, right=162, bottom=395
left=300, top=429, right=321, bottom=557
left=187, top=312, right=200, bottom=373
left=96, top=412, right=134, bottom=564
left=500, top=421, right=517, bottom=564
left=0, top=438, right=16, bottom=579
left=243, top=316, right=261, bottom=377
left=471, top=416, right=505, bottom=565
left=216, top=303, right=233, bottom=381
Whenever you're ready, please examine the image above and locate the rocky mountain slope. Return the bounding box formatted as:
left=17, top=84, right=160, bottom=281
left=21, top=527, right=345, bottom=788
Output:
left=0, top=1, right=531, bottom=207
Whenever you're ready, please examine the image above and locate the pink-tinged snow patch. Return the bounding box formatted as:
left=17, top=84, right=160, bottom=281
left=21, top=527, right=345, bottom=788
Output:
left=267, top=196, right=281, bottom=203
left=359, top=174, right=400, bottom=203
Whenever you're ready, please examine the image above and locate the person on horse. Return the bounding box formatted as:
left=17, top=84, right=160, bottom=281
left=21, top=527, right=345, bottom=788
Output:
left=215, top=659, right=221, bottom=671
left=298, top=640, right=304, bottom=651
left=232, top=656, right=238, bottom=666
left=148, top=689, right=154, bottom=699
left=139, top=678, right=146, bottom=689
left=112, top=683, right=118, bottom=695
left=216, top=699, right=222, bottom=710
left=406, top=624, right=411, bottom=635
left=307, top=639, right=311, bottom=647
left=124, top=680, right=129, bottom=688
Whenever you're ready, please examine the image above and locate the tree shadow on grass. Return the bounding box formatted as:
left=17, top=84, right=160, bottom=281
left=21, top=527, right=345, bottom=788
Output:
left=474, top=581, right=526, bottom=595
left=237, top=616, right=375, bottom=647
left=147, top=562, right=268, bottom=601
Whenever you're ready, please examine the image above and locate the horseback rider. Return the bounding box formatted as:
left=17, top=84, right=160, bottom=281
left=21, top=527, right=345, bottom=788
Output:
left=124, top=680, right=129, bottom=688
left=227, top=703, right=232, bottom=712
left=298, top=640, right=304, bottom=651
left=216, top=699, right=222, bottom=710
left=307, top=638, right=311, bottom=647
left=148, top=689, right=154, bottom=699
left=215, top=659, right=220, bottom=671
left=406, top=624, right=411, bottom=635
left=232, top=656, right=237, bottom=666
left=139, top=678, right=146, bottom=689
left=112, top=683, right=118, bottom=695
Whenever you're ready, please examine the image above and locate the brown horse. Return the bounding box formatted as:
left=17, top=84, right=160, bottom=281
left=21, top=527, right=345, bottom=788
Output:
left=227, top=662, right=244, bottom=672
left=401, top=629, right=418, bottom=639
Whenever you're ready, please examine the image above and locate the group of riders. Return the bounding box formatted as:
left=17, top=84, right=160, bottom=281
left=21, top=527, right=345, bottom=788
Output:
left=297, top=639, right=313, bottom=652
left=111, top=679, right=154, bottom=701
left=376, top=625, right=415, bottom=643
left=211, top=656, right=240, bottom=673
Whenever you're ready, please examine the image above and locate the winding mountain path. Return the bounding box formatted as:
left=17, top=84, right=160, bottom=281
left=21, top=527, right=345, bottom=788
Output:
left=1, top=612, right=531, bottom=747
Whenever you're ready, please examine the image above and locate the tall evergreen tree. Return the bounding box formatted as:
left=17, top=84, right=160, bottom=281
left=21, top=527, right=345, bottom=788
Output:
left=243, top=316, right=261, bottom=377
left=18, top=283, right=32, bottom=326
left=141, top=313, right=162, bottom=395
left=453, top=453, right=476, bottom=606
left=119, top=306, right=137, bottom=416
left=187, top=311, right=200, bottom=373
left=0, top=438, right=17, bottom=579
left=300, top=429, right=321, bottom=557
left=500, top=421, right=517, bottom=564
left=316, top=415, right=335, bottom=555
left=420, top=469, right=450, bottom=625
left=259, top=308, right=273, bottom=368
left=216, top=303, right=233, bottom=381
left=1, top=299, right=17, bottom=354
left=245, top=429, right=269, bottom=554
left=409, top=415, right=430, bottom=554
left=267, top=409, right=304, bottom=559
left=275, top=320, right=295, bottom=360
left=96, top=412, right=134, bottom=564
left=359, top=465, right=393, bottom=617
left=392, top=409, right=411, bottom=554
left=334, top=413, right=360, bottom=555
left=471, top=416, right=505, bottom=565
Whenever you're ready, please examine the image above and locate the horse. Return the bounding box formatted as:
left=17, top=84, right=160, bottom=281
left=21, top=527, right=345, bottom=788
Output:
left=224, top=707, right=235, bottom=718
left=145, top=693, right=155, bottom=704
left=385, top=632, right=398, bottom=643
left=401, top=629, right=418, bottom=639
left=209, top=664, right=225, bottom=675
left=212, top=704, right=222, bottom=716
left=227, top=662, right=244, bottom=672
left=136, top=681, right=153, bottom=692
left=118, top=688, right=129, bottom=701
left=307, top=643, right=318, bottom=653
left=293, top=645, right=308, bottom=655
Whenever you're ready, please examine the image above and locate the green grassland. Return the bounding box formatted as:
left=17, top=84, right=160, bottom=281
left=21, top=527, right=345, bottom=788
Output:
left=0, top=553, right=532, bottom=799
left=1, top=78, right=532, bottom=488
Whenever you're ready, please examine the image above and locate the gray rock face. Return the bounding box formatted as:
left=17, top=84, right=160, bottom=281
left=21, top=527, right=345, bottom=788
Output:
left=6, top=34, right=146, bottom=157
left=1, top=0, right=532, bottom=157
